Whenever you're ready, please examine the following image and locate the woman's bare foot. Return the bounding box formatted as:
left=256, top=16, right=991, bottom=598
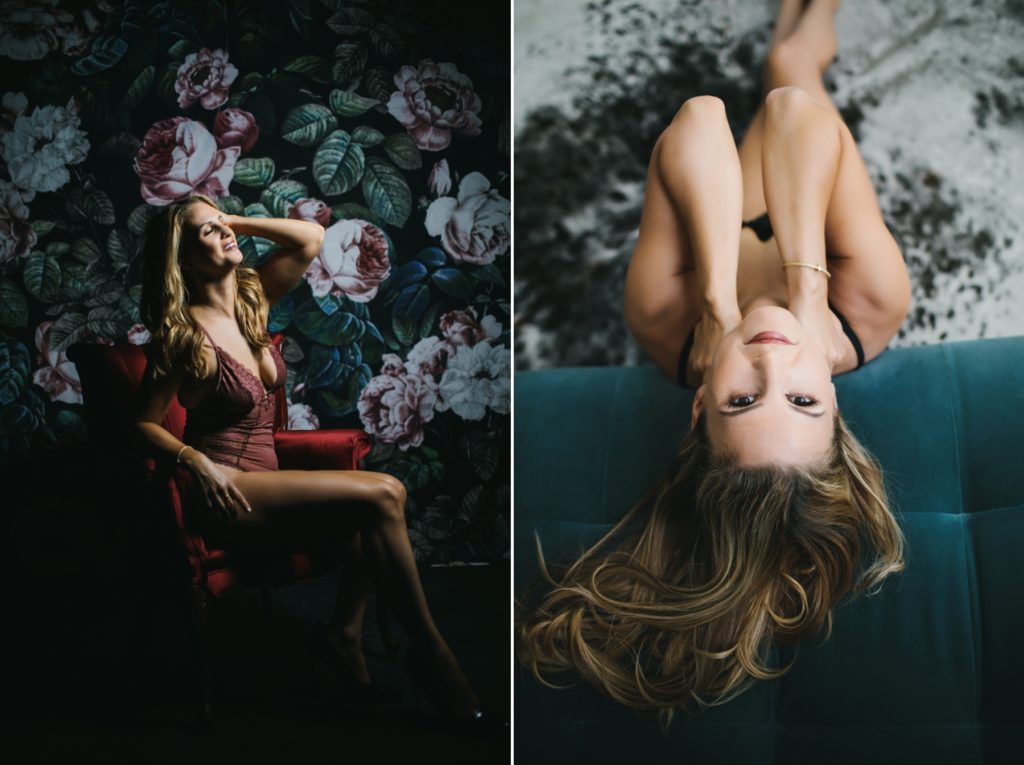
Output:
left=322, top=626, right=372, bottom=685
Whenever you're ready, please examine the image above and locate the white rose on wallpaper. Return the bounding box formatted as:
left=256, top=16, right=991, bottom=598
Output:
left=126, top=323, right=151, bottom=345
left=424, top=171, right=510, bottom=265
left=438, top=307, right=502, bottom=347
left=438, top=340, right=510, bottom=421
left=287, top=402, right=319, bottom=430
left=1, top=96, right=89, bottom=195
left=305, top=219, right=391, bottom=303
left=387, top=60, right=482, bottom=151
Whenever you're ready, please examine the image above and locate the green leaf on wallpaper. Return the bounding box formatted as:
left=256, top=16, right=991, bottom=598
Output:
left=282, top=55, right=332, bottom=84
left=217, top=196, right=245, bottom=216
left=381, top=133, right=422, bottom=170
left=351, top=126, right=384, bottom=147
left=326, top=7, right=375, bottom=36
left=362, top=156, right=411, bottom=227
left=380, top=324, right=403, bottom=351
left=363, top=67, right=393, bottom=103
left=71, top=237, right=102, bottom=265
left=462, top=431, right=499, bottom=481
left=332, top=41, right=368, bottom=85
left=234, top=157, right=276, bottom=188
left=54, top=409, right=86, bottom=442
left=369, top=22, right=401, bottom=59
left=30, top=220, right=56, bottom=238
left=313, top=130, right=365, bottom=196
left=244, top=202, right=272, bottom=218
left=314, top=292, right=344, bottom=316
left=87, top=306, right=126, bottom=340
left=23, top=251, right=62, bottom=302
left=419, top=300, right=443, bottom=339
left=431, top=267, right=475, bottom=301
left=361, top=321, right=384, bottom=367
left=118, top=65, right=154, bottom=112
left=392, top=283, right=429, bottom=346
left=281, top=103, right=337, bottom=147
left=260, top=180, right=307, bottom=218
left=85, top=277, right=121, bottom=307
left=330, top=202, right=386, bottom=228
left=469, top=263, right=507, bottom=287
left=294, top=299, right=364, bottom=345
left=126, top=205, right=157, bottom=236
left=0, top=280, right=28, bottom=328
left=0, top=338, right=30, bottom=406
left=329, top=89, right=380, bottom=117
left=167, top=39, right=197, bottom=62
left=57, top=266, right=88, bottom=302
left=70, top=35, right=127, bottom=76
left=108, top=228, right=134, bottom=269
left=84, top=189, right=115, bottom=226
left=49, top=312, right=87, bottom=352
left=287, top=0, right=312, bottom=39
left=268, top=292, right=295, bottom=331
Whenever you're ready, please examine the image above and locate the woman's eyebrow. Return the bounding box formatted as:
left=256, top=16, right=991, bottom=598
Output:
left=201, top=213, right=225, bottom=228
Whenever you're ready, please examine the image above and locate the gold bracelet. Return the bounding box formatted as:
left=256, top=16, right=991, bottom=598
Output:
left=176, top=444, right=192, bottom=464
left=782, top=261, right=831, bottom=279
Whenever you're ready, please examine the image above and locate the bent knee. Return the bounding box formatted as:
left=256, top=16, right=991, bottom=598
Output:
left=764, top=84, right=815, bottom=113
left=667, top=94, right=727, bottom=130
left=368, top=473, right=407, bottom=522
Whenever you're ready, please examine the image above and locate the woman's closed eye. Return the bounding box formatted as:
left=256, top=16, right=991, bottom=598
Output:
left=725, top=393, right=820, bottom=408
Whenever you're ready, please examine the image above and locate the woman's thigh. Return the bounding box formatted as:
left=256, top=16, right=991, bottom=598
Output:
left=201, top=466, right=399, bottom=553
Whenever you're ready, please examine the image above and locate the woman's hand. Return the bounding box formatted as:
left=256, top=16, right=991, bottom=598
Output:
left=790, top=295, right=847, bottom=371
left=689, top=307, right=741, bottom=379
left=180, top=448, right=252, bottom=521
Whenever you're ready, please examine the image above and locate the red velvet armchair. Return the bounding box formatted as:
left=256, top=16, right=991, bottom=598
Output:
left=67, top=332, right=379, bottom=729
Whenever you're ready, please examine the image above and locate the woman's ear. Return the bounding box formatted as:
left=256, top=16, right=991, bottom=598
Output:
left=690, top=384, right=706, bottom=432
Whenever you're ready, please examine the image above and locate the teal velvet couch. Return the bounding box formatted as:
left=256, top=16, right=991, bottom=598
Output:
left=514, top=336, right=1024, bottom=764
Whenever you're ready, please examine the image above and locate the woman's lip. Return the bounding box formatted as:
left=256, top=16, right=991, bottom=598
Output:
left=223, top=240, right=236, bottom=251
left=745, top=331, right=793, bottom=344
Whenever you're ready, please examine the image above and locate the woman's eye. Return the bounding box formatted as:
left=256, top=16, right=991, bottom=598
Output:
left=727, top=394, right=757, bottom=408
left=790, top=394, right=819, bottom=407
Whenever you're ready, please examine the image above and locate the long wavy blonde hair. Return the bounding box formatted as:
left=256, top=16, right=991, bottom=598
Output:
left=515, top=412, right=905, bottom=728
left=140, top=193, right=269, bottom=380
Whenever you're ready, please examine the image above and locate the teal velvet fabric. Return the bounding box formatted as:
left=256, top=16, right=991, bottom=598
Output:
left=514, top=337, right=1024, bottom=764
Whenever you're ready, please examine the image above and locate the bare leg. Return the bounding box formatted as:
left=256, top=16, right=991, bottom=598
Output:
left=325, top=532, right=373, bottom=685
left=205, top=466, right=481, bottom=716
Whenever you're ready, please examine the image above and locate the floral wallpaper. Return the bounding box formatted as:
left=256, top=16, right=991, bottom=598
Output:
left=0, top=0, right=511, bottom=564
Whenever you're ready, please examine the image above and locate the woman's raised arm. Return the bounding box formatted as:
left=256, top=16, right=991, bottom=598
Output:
left=226, top=214, right=325, bottom=307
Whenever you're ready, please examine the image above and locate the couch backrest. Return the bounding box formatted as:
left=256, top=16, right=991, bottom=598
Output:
left=514, top=336, right=1024, bottom=762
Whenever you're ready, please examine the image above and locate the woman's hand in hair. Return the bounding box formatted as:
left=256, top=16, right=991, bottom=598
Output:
left=690, top=306, right=741, bottom=379
left=179, top=449, right=253, bottom=521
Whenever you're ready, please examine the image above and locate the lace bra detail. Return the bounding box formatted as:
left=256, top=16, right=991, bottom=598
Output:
left=191, top=325, right=286, bottom=413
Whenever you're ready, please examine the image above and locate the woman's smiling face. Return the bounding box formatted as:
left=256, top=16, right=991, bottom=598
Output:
left=180, top=202, right=241, bottom=280
left=691, top=305, right=837, bottom=466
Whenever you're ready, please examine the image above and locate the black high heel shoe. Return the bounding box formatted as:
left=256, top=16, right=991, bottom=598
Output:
left=403, top=644, right=509, bottom=738
left=307, top=622, right=404, bottom=705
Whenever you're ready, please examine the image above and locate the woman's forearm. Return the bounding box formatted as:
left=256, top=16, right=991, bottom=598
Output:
left=226, top=214, right=323, bottom=251
left=136, top=420, right=203, bottom=470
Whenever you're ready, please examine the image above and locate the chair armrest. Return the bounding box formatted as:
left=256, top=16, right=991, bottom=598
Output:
left=274, top=429, right=373, bottom=471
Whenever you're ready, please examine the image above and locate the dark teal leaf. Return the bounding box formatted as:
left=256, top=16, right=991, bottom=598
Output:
left=361, top=156, right=411, bottom=227
left=0, top=280, right=29, bottom=328
left=281, top=103, right=337, bottom=147
left=430, top=267, right=475, bottom=301
left=294, top=299, right=364, bottom=345
left=415, top=247, right=447, bottom=269
left=313, top=130, right=365, bottom=196
left=23, top=251, right=62, bottom=301
left=268, top=292, right=295, bottom=331
left=381, top=132, right=421, bottom=170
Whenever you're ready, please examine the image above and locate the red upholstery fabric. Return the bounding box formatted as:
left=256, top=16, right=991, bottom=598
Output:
left=68, top=333, right=372, bottom=598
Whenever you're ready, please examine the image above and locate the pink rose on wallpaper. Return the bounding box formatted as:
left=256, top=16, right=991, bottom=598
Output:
left=32, top=320, right=82, bottom=405
left=213, top=107, right=259, bottom=153
left=439, top=307, right=502, bottom=347
left=304, top=219, right=390, bottom=303
left=287, top=402, right=319, bottom=431
left=0, top=181, right=36, bottom=267
left=133, top=117, right=240, bottom=206
left=428, top=158, right=451, bottom=197
left=387, top=59, right=482, bottom=151
left=424, top=171, right=510, bottom=265
left=357, top=372, right=438, bottom=451
left=288, top=197, right=332, bottom=227
left=127, top=323, right=151, bottom=345
left=175, top=47, right=239, bottom=110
